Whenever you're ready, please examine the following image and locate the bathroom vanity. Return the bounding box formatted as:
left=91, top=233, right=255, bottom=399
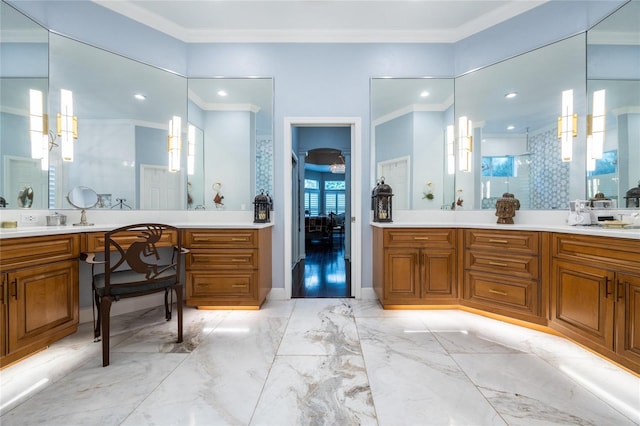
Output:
left=373, top=222, right=640, bottom=374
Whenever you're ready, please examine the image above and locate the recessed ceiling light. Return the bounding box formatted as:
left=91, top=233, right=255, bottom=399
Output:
left=507, top=125, right=515, bottom=130
left=505, top=92, right=517, bottom=99
left=420, top=91, right=430, bottom=97
left=217, top=90, right=227, bottom=97
left=134, top=93, right=146, bottom=100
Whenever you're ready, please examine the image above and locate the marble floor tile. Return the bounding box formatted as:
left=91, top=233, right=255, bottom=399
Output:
left=1, top=300, right=638, bottom=426
left=250, top=355, right=376, bottom=426
left=454, top=353, right=638, bottom=425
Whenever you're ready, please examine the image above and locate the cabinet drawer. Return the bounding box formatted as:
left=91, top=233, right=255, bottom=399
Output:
left=187, top=271, right=256, bottom=297
left=553, top=233, right=640, bottom=271
left=465, top=229, right=538, bottom=254
left=187, top=250, right=257, bottom=269
left=465, top=251, right=539, bottom=280
left=384, top=228, right=455, bottom=248
left=0, top=234, right=80, bottom=270
left=183, top=229, right=257, bottom=248
left=82, top=230, right=177, bottom=252
left=464, top=270, right=538, bottom=315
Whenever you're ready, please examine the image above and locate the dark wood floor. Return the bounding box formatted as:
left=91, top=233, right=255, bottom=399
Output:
left=292, top=234, right=351, bottom=298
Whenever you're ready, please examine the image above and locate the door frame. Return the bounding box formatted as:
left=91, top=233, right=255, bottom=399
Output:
left=283, top=116, right=362, bottom=299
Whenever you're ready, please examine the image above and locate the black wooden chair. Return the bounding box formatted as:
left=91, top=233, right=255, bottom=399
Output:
left=82, top=223, right=185, bottom=366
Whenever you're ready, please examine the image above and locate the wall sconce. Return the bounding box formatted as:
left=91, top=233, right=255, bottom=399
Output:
left=168, top=115, right=182, bottom=173
left=187, top=124, right=195, bottom=175
left=29, top=89, right=48, bottom=170
left=587, top=89, right=606, bottom=163
left=57, top=89, right=77, bottom=162
left=557, top=89, right=577, bottom=162
left=458, top=116, right=473, bottom=172
left=329, top=155, right=345, bottom=174
left=446, top=124, right=455, bottom=175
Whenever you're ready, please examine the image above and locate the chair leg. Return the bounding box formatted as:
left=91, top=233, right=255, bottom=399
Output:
left=175, top=284, right=183, bottom=343
left=93, top=291, right=102, bottom=341
left=164, top=288, right=171, bottom=321
left=100, top=296, right=113, bottom=367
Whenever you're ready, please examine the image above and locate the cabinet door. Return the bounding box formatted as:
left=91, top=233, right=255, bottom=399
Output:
left=384, top=248, right=421, bottom=301
left=551, top=260, right=615, bottom=350
left=1, top=275, right=6, bottom=358
left=616, top=273, right=640, bottom=369
left=422, top=249, right=457, bottom=299
left=7, top=260, right=78, bottom=354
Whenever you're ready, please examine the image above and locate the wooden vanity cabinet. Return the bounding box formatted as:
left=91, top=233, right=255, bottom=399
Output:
left=0, top=234, right=80, bottom=368
left=551, top=233, right=640, bottom=372
left=462, top=229, right=543, bottom=324
left=183, top=228, right=272, bottom=309
left=373, top=227, right=457, bottom=307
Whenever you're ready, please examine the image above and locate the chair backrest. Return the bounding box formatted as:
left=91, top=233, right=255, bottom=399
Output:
left=103, top=223, right=181, bottom=295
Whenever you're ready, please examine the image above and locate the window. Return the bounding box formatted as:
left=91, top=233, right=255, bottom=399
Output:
left=324, top=180, right=345, bottom=215
left=304, top=178, right=319, bottom=215
left=481, top=156, right=515, bottom=177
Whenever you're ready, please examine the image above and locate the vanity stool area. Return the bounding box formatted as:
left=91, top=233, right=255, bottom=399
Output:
left=372, top=224, right=640, bottom=375
left=0, top=224, right=272, bottom=368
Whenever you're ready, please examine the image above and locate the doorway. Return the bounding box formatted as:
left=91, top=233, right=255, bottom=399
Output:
left=294, top=145, right=350, bottom=297
left=283, top=117, right=362, bottom=300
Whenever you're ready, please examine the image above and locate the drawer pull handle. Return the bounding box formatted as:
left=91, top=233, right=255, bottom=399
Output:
left=489, top=289, right=508, bottom=296
left=489, top=239, right=509, bottom=244
left=488, top=261, right=508, bottom=267
left=231, top=238, right=248, bottom=242
left=232, top=284, right=248, bottom=288
left=231, top=259, right=246, bottom=262
left=414, top=237, right=430, bottom=240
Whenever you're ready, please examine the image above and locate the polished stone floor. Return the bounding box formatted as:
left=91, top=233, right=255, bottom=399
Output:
left=1, top=299, right=639, bottom=425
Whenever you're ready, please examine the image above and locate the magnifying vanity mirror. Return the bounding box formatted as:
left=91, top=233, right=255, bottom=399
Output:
left=17, top=186, right=34, bottom=208
left=371, top=78, right=455, bottom=210
left=67, top=186, right=98, bottom=226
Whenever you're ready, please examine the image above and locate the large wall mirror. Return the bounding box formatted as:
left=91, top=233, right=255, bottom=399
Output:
left=587, top=0, right=640, bottom=208
left=454, top=34, right=587, bottom=210
left=371, top=78, right=455, bottom=210
left=0, top=1, right=49, bottom=209
left=49, top=33, right=188, bottom=210
left=187, top=78, right=274, bottom=211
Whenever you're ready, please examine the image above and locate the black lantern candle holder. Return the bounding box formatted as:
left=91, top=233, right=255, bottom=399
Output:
left=372, top=177, right=393, bottom=222
left=253, top=190, right=271, bottom=223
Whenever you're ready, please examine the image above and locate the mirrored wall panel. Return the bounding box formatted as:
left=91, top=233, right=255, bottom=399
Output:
left=371, top=78, right=455, bottom=210
left=48, top=33, right=188, bottom=210
left=587, top=0, right=640, bottom=208
left=455, top=34, right=587, bottom=210
left=0, top=1, right=49, bottom=209
left=187, top=78, right=273, bottom=211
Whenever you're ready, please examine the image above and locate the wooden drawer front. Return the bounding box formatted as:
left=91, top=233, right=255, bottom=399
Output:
left=384, top=229, right=455, bottom=248
left=187, top=271, right=256, bottom=297
left=465, top=230, right=538, bottom=254
left=553, top=233, right=640, bottom=271
left=465, top=251, right=539, bottom=280
left=465, top=271, right=537, bottom=315
left=0, top=234, right=80, bottom=269
left=184, top=229, right=257, bottom=248
left=187, top=250, right=257, bottom=269
left=82, top=230, right=177, bottom=253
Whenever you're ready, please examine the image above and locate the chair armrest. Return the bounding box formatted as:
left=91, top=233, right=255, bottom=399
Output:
left=80, top=252, right=105, bottom=264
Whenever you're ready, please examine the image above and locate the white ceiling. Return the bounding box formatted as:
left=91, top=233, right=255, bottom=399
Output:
left=93, top=0, right=548, bottom=43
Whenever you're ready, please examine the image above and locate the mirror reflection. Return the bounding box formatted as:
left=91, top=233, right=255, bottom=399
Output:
left=455, top=34, right=586, bottom=210
left=371, top=78, right=455, bottom=210
left=0, top=1, right=49, bottom=209
left=49, top=33, right=188, bottom=210
left=67, top=185, right=98, bottom=226
left=187, top=78, right=274, bottom=210
left=587, top=0, right=640, bottom=207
